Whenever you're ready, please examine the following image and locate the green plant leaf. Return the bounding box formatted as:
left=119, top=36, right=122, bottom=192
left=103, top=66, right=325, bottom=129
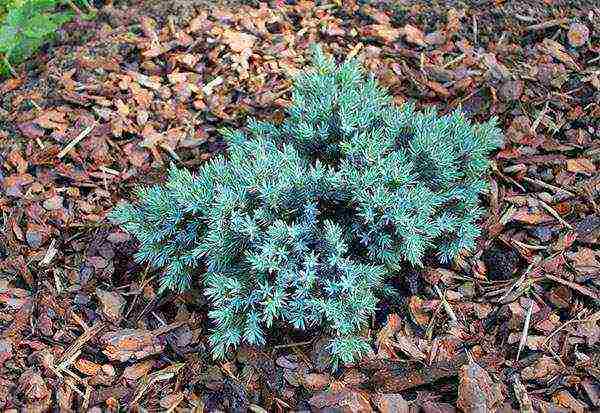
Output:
left=23, top=13, right=56, bottom=38
left=0, top=24, right=19, bottom=53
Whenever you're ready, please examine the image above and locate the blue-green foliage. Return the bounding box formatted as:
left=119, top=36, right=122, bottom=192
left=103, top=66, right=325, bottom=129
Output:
left=110, top=45, right=503, bottom=366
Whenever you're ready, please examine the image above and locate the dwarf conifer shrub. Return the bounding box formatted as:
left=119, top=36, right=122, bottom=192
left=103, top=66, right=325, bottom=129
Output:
left=110, top=45, right=503, bottom=365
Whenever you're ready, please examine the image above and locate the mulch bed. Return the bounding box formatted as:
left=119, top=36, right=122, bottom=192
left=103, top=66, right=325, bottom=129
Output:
left=0, top=0, right=599, bottom=411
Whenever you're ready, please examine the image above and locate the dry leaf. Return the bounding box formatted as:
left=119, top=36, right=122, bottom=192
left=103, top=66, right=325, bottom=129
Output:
left=96, top=288, right=126, bottom=322
left=222, top=29, right=257, bottom=52
left=566, top=158, right=595, bottom=175
left=401, top=24, right=426, bottom=47
left=542, top=38, right=580, bottom=70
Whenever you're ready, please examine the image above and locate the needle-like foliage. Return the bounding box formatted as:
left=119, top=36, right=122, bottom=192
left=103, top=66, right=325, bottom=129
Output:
left=110, top=45, right=503, bottom=366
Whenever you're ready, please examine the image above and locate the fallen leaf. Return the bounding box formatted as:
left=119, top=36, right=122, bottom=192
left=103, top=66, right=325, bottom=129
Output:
left=553, top=389, right=589, bottom=412
left=376, top=313, right=402, bottom=359
left=309, top=389, right=372, bottom=411
left=499, top=80, right=524, bottom=102
left=7, top=149, right=28, bottom=174
left=18, top=369, right=50, bottom=401
left=18, top=122, right=45, bottom=139
left=541, top=38, right=580, bottom=70
left=0, top=77, right=24, bottom=93
left=401, top=24, right=426, bottom=47
left=123, top=360, right=154, bottom=381
left=3, top=174, right=34, bottom=197
left=26, top=223, right=49, bottom=248
left=568, top=247, right=600, bottom=275
left=566, top=158, right=595, bottom=175
left=74, top=359, right=103, bottom=376
left=222, top=29, right=257, bottom=52
left=34, top=109, right=67, bottom=130
left=362, top=25, right=401, bottom=43
left=408, top=296, right=431, bottom=326
left=96, top=288, right=126, bottom=322
left=160, top=392, right=184, bottom=409
left=43, top=195, right=64, bottom=211
left=510, top=207, right=554, bottom=225
left=301, top=372, right=331, bottom=391
left=0, top=339, right=13, bottom=367
left=521, top=356, right=562, bottom=381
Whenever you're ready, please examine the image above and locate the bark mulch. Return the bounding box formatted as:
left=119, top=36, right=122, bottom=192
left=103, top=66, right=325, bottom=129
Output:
left=0, top=0, right=599, bottom=411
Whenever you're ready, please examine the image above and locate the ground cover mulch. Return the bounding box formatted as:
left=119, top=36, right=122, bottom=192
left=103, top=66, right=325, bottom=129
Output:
left=0, top=0, right=599, bottom=411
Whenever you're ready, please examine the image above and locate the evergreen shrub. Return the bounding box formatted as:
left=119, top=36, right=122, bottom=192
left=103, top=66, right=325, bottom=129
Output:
left=110, top=45, right=503, bottom=365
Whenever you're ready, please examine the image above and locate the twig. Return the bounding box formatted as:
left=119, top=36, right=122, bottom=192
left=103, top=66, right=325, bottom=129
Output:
left=99, top=166, right=120, bottom=176
left=434, top=285, right=459, bottom=325
left=3, top=56, right=17, bottom=77
left=496, top=262, right=535, bottom=303
left=442, top=53, right=465, bottom=69
left=66, top=0, right=83, bottom=15
left=521, top=176, right=575, bottom=197
left=58, top=125, right=94, bottom=159
left=516, top=298, right=534, bottom=361
left=40, top=239, right=58, bottom=266
left=492, top=162, right=527, bottom=192
left=512, top=238, right=547, bottom=251
left=524, top=18, right=569, bottom=32
left=56, top=321, right=106, bottom=368
left=545, top=273, right=599, bottom=300
left=512, top=374, right=534, bottom=413
left=543, top=310, right=600, bottom=347
left=536, top=198, right=573, bottom=229
left=81, top=385, right=92, bottom=412
left=531, top=101, right=549, bottom=135
left=274, top=340, right=313, bottom=350
left=345, top=42, right=363, bottom=61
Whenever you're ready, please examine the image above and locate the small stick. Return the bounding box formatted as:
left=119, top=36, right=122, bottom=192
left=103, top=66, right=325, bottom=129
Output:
left=40, top=239, right=58, bottom=265
left=58, top=125, right=94, bottom=159
left=442, top=53, right=465, bottom=69
left=516, top=298, right=534, bottom=361
left=3, top=56, right=17, bottom=77
left=536, top=198, right=573, bottom=229
left=531, top=101, right=549, bottom=135
left=274, top=340, right=313, bottom=350
left=497, top=262, right=535, bottom=304
left=512, top=374, right=534, bottom=413
left=512, top=238, right=547, bottom=251
left=543, top=310, right=600, bottom=346
left=524, top=18, right=569, bottom=32
left=346, top=42, right=363, bottom=61
left=99, top=166, right=120, bottom=175
left=434, top=285, right=459, bottom=325
left=545, top=273, right=599, bottom=300
left=522, top=176, right=576, bottom=197
left=66, top=0, right=83, bottom=15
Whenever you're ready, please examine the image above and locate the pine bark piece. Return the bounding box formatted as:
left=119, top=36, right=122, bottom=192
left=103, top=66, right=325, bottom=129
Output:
left=361, top=354, right=467, bottom=392
left=309, top=389, right=373, bottom=412
left=456, top=360, right=504, bottom=413
left=100, top=322, right=183, bottom=362
left=372, top=393, right=410, bottom=413
left=101, top=329, right=161, bottom=362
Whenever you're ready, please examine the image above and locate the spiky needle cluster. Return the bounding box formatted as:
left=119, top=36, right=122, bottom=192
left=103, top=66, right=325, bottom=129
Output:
left=110, top=45, right=503, bottom=365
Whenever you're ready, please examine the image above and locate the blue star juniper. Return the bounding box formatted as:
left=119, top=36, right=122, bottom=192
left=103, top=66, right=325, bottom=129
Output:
left=110, top=45, right=503, bottom=366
